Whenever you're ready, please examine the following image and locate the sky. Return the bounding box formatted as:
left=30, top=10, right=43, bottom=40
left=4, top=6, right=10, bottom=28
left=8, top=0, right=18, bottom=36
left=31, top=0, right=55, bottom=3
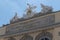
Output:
left=0, top=0, right=60, bottom=26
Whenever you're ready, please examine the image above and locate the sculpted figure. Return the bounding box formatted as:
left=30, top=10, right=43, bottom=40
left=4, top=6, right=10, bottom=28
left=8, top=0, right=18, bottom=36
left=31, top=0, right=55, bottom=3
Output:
left=26, top=3, right=36, bottom=15
left=23, top=3, right=36, bottom=18
left=10, top=12, right=20, bottom=23
left=41, top=4, right=53, bottom=13
left=12, top=13, right=19, bottom=21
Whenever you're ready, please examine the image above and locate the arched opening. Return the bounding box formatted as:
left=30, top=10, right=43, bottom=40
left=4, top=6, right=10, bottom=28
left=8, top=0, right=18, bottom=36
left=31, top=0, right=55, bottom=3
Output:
left=20, top=35, right=33, bottom=40
left=35, top=32, right=53, bottom=40
left=40, top=37, right=50, bottom=40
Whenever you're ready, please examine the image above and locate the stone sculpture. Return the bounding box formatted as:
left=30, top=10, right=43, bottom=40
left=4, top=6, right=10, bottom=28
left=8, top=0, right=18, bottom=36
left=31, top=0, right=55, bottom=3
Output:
left=41, top=4, right=53, bottom=13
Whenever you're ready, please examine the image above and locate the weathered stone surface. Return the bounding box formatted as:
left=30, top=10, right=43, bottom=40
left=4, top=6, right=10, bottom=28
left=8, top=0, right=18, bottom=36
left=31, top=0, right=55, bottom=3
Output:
left=6, top=14, right=55, bottom=35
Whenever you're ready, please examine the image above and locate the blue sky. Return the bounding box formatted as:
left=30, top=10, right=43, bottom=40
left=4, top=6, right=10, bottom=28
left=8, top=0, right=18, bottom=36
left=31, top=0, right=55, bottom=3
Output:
left=0, top=0, right=60, bottom=26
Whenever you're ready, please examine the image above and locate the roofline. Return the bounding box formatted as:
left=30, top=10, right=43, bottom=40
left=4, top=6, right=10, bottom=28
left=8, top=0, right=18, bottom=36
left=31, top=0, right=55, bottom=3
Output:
left=1, top=10, right=60, bottom=27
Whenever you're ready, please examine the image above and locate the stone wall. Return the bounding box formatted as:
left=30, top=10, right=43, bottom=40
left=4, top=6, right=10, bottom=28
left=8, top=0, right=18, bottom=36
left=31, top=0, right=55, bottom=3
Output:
left=2, top=28, right=54, bottom=40
left=0, top=27, right=6, bottom=35
left=55, top=12, right=60, bottom=23
left=53, top=26, right=60, bottom=40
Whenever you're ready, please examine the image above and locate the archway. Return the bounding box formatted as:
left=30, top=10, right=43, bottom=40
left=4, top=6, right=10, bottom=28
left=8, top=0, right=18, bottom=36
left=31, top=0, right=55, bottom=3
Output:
left=35, top=32, right=53, bottom=40
left=41, top=37, right=49, bottom=40
left=40, top=36, right=50, bottom=40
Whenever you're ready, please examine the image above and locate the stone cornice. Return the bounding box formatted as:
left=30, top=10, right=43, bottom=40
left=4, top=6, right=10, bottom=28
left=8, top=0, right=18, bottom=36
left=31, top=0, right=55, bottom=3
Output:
left=1, top=22, right=60, bottom=38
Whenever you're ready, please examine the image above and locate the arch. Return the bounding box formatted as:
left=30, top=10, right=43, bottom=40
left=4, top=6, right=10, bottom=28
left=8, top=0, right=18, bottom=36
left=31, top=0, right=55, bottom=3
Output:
left=8, top=37, right=16, bottom=40
left=35, top=32, right=53, bottom=40
left=20, top=34, right=33, bottom=40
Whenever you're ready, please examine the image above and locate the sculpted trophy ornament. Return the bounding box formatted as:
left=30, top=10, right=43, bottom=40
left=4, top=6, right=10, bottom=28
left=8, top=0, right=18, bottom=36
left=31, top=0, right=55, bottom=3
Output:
left=41, top=3, right=53, bottom=13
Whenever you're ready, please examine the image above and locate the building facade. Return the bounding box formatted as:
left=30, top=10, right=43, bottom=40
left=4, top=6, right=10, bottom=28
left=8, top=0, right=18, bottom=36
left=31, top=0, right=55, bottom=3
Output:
left=0, top=4, right=60, bottom=40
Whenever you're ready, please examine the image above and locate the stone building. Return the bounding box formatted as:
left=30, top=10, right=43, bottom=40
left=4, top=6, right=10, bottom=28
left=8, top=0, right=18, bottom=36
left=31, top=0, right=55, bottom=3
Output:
left=0, top=4, right=60, bottom=40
